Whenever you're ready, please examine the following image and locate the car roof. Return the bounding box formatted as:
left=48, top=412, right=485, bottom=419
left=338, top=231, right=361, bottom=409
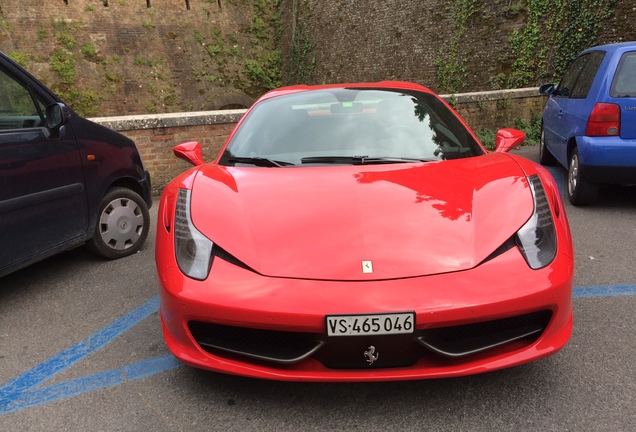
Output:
left=582, top=41, right=636, bottom=55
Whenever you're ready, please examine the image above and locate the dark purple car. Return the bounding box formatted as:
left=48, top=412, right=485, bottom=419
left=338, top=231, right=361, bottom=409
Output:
left=0, top=51, right=152, bottom=277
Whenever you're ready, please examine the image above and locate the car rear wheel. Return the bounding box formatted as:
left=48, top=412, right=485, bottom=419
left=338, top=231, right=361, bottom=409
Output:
left=568, top=148, right=598, bottom=206
left=86, top=187, right=150, bottom=259
left=539, top=127, right=557, bottom=166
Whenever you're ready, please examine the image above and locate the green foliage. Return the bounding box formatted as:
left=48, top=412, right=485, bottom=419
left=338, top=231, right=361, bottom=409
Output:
left=507, top=0, right=615, bottom=87
left=8, top=51, right=30, bottom=68
left=192, top=29, right=205, bottom=44
left=476, top=129, right=497, bottom=151
left=501, top=1, right=526, bottom=17
left=105, top=72, right=122, bottom=83
left=514, top=111, right=543, bottom=145
left=81, top=42, right=97, bottom=58
left=477, top=111, right=543, bottom=151
left=0, top=16, right=15, bottom=34
left=435, top=0, right=477, bottom=93
left=206, top=44, right=224, bottom=57
left=50, top=49, right=76, bottom=85
left=44, top=19, right=106, bottom=116
left=37, top=26, right=48, bottom=41
left=216, top=0, right=282, bottom=92
left=145, top=102, right=157, bottom=113
left=133, top=55, right=159, bottom=67
left=163, top=89, right=178, bottom=107
left=51, top=19, right=79, bottom=50
left=288, top=1, right=315, bottom=85
left=288, top=31, right=315, bottom=84
left=245, top=57, right=277, bottom=89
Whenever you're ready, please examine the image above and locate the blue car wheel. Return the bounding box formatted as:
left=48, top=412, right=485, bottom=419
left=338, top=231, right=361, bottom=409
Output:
left=539, top=127, right=557, bottom=166
left=567, top=148, right=599, bottom=206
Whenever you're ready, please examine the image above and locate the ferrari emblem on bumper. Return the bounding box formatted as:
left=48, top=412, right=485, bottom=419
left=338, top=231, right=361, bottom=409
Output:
left=364, top=345, right=379, bottom=365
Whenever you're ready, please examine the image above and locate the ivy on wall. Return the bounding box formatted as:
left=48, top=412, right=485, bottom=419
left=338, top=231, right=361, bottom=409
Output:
left=505, top=0, right=615, bottom=87
left=287, top=0, right=315, bottom=85
left=437, top=0, right=616, bottom=92
left=434, top=0, right=477, bottom=94
left=246, top=0, right=282, bottom=91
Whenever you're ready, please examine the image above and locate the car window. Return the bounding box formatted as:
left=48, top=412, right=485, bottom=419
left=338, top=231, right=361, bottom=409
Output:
left=570, top=51, right=605, bottom=98
left=220, top=88, right=484, bottom=166
left=0, top=67, right=45, bottom=129
left=556, top=51, right=605, bottom=99
left=610, top=51, right=636, bottom=97
left=556, top=54, right=591, bottom=98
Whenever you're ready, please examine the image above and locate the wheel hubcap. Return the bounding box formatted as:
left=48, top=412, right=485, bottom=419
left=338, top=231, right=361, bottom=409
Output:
left=568, top=154, right=579, bottom=196
left=98, top=198, right=144, bottom=250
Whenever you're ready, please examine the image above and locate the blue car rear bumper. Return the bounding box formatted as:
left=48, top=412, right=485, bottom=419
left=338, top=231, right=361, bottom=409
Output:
left=578, top=136, right=636, bottom=184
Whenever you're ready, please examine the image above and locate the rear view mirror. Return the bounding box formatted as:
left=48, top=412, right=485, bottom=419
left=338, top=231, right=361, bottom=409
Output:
left=494, top=128, right=526, bottom=153
left=330, top=102, right=364, bottom=114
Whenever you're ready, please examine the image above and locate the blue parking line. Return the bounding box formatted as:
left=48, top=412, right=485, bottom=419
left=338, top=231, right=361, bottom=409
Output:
left=0, top=296, right=161, bottom=414
left=573, top=284, right=636, bottom=298
left=0, top=355, right=181, bottom=415
left=1, top=285, right=635, bottom=416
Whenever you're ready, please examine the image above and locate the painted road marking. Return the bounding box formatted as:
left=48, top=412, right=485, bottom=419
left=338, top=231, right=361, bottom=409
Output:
left=0, top=295, right=182, bottom=415
left=1, top=285, right=635, bottom=415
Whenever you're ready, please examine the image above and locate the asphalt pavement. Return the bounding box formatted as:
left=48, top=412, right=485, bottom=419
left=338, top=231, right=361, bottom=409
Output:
left=0, top=145, right=635, bottom=431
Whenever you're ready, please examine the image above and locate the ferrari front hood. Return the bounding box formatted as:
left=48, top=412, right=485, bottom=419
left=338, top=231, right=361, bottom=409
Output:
left=190, top=154, right=534, bottom=280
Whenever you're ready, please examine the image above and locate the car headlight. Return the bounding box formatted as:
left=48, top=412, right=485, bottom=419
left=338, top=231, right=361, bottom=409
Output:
left=515, top=175, right=557, bottom=269
left=175, top=188, right=214, bottom=280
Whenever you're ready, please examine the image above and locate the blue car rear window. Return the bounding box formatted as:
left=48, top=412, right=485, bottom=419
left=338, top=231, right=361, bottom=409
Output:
left=610, top=52, right=636, bottom=98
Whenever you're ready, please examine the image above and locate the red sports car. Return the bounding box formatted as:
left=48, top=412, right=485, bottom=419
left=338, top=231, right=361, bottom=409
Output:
left=156, top=81, right=573, bottom=381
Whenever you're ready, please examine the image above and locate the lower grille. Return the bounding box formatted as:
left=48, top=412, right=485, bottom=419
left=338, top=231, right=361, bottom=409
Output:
left=417, top=310, right=552, bottom=358
left=188, top=310, right=552, bottom=368
left=188, top=321, right=323, bottom=364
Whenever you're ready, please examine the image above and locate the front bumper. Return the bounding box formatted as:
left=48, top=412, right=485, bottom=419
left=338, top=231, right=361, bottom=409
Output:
left=157, top=246, right=573, bottom=382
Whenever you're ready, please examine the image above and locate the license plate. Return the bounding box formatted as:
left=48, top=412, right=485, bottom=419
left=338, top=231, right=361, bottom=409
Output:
left=326, top=312, right=415, bottom=337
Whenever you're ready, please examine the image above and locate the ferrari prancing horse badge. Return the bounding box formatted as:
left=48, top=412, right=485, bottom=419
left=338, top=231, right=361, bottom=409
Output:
left=362, top=260, right=373, bottom=274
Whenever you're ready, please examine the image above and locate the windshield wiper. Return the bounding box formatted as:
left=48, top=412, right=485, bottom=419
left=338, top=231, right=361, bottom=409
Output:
left=301, top=156, right=430, bottom=165
left=228, top=157, right=294, bottom=167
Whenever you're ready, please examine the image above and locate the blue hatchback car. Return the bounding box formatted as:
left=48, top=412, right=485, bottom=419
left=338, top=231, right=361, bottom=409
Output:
left=539, top=41, right=636, bottom=205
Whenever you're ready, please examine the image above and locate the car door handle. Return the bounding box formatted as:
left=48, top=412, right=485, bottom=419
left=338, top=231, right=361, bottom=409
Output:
left=558, top=110, right=563, bottom=117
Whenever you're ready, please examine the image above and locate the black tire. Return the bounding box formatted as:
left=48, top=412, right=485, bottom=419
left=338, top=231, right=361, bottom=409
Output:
left=539, top=127, right=558, bottom=166
left=567, top=148, right=598, bottom=206
left=86, top=187, right=150, bottom=259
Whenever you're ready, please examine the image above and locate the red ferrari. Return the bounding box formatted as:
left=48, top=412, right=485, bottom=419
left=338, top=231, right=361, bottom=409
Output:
left=156, top=81, right=573, bottom=381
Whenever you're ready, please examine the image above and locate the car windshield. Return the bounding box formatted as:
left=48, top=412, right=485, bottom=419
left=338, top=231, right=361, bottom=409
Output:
left=219, top=88, right=484, bottom=166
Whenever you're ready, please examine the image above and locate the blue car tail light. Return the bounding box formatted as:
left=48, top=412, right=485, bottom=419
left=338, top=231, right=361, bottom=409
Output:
left=586, top=103, right=620, bottom=136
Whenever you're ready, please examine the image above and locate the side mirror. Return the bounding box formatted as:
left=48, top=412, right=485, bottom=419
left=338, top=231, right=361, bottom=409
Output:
left=44, top=102, right=71, bottom=139
left=174, top=141, right=206, bottom=166
left=539, top=83, right=556, bottom=96
left=494, top=128, right=526, bottom=153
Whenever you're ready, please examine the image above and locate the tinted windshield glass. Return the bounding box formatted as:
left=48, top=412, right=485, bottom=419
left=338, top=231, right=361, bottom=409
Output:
left=611, top=51, right=636, bottom=97
left=219, top=88, right=484, bottom=166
